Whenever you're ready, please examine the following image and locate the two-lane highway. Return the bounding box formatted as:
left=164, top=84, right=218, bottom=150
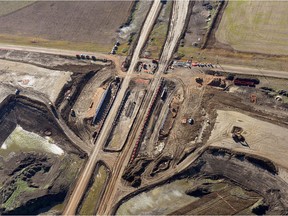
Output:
left=96, top=0, right=190, bottom=214
left=62, top=1, right=162, bottom=215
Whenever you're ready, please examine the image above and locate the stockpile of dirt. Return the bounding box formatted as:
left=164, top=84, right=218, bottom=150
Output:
left=207, top=77, right=226, bottom=88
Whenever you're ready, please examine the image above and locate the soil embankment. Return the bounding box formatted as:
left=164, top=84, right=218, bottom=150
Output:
left=115, top=147, right=288, bottom=215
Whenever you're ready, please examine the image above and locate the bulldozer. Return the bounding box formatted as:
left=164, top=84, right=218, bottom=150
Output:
left=195, top=77, right=203, bottom=85
left=232, top=132, right=245, bottom=142
left=231, top=126, right=245, bottom=142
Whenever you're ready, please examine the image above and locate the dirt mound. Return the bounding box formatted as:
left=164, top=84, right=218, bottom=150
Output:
left=207, top=77, right=226, bottom=88
left=0, top=151, right=82, bottom=215
left=122, top=158, right=152, bottom=188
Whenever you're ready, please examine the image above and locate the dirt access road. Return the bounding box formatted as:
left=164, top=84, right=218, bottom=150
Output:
left=96, top=1, right=190, bottom=214
left=62, top=1, right=162, bottom=215
left=1, top=46, right=288, bottom=79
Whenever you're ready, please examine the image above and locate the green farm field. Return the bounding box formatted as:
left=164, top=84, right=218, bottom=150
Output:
left=215, top=0, right=288, bottom=55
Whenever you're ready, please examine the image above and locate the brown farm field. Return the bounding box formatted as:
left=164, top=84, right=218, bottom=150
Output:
left=215, top=0, right=288, bottom=55
left=0, top=1, right=133, bottom=52
left=0, top=1, right=35, bottom=16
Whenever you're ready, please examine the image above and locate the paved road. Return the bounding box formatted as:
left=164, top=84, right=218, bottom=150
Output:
left=213, top=64, right=288, bottom=79
left=62, top=1, right=162, bottom=215
left=1, top=1, right=287, bottom=214
left=96, top=1, right=190, bottom=214
left=0, top=43, right=108, bottom=58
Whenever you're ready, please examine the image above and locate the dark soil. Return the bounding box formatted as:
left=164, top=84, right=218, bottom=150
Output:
left=115, top=147, right=288, bottom=215
left=0, top=95, right=84, bottom=214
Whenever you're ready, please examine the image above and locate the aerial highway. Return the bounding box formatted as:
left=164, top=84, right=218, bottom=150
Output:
left=213, top=64, right=288, bottom=79
left=0, top=2, right=287, bottom=215
left=62, top=0, right=162, bottom=215
left=96, top=0, right=190, bottom=214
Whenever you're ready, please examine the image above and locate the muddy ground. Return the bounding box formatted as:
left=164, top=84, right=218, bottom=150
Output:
left=0, top=95, right=84, bottom=214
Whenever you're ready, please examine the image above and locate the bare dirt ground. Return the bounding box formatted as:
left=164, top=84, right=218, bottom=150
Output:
left=0, top=1, right=133, bottom=51
left=209, top=110, right=288, bottom=169
left=105, top=79, right=148, bottom=151
left=65, top=66, right=116, bottom=143
left=115, top=62, right=288, bottom=215
left=182, top=0, right=218, bottom=48
left=0, top=49, right=111, bottom=68
left=2, top=1, right=288, bottom=215
left=0, top=48, right=117, bottom=213
left=117, top=177, right=261, bottom=215
left=116, top=148, right=288, bottom=215
left=0, top=59, right=72, bottom=103
left=63, top=1, right=163, bottom=214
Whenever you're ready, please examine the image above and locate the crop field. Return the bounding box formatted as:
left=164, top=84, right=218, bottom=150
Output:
left=0, top=1, right=133, bottom=52
left=0, top=1, right=35, bottom=16
left=215, top=0, right=288, bottom=55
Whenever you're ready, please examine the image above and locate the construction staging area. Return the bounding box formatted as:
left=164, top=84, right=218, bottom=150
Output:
left=0, top=0, right=288, bottom=215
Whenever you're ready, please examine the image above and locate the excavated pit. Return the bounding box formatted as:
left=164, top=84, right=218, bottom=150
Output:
left=0, top=95, right=85, bottom=214
left=115, top=147, right=288, bottom=215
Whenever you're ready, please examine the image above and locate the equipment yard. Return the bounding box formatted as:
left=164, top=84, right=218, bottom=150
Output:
left=0, top=0, right=288, bottom=215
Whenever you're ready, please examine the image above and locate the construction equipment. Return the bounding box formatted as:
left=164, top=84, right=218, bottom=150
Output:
left=195, top=77, right=203, bottom=85
left=231, top=126, right=245, bottom=142
left=250, top=94, right=257, bottom=103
